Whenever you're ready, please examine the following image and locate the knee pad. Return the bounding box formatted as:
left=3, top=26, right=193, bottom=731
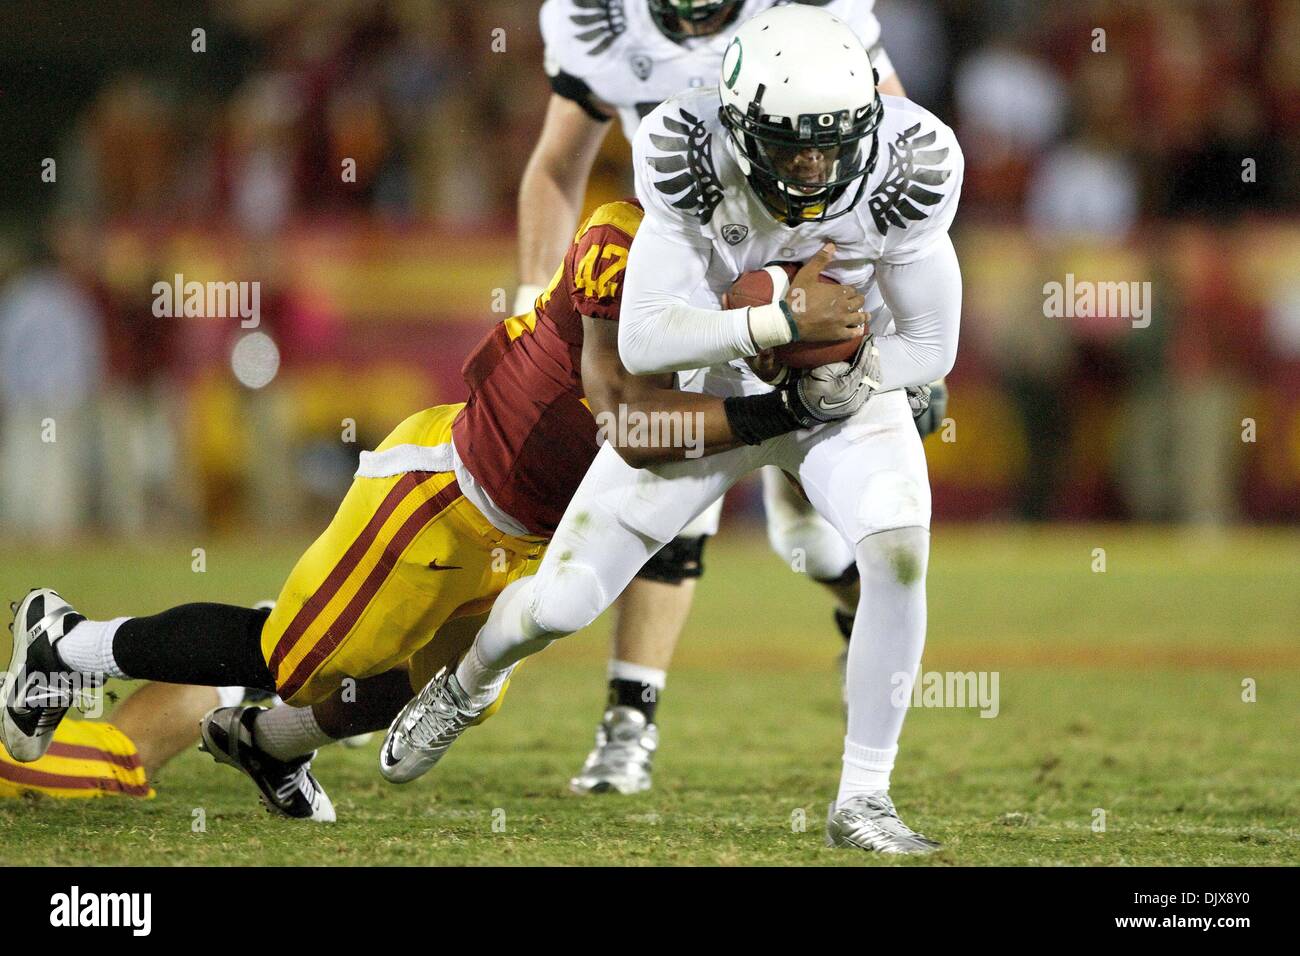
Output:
left=635, top=535, right=707, bottom=585
left=526, top=560, right=608, bottom=638
left=855, top=471, right=930, bottom=538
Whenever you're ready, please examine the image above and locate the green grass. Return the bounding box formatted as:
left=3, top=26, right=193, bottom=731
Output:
left=2, top=525, right=1297, bottom=865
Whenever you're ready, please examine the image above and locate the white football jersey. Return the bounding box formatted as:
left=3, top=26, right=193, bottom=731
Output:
left=541, top=0, right=885, bottom=143
left=629, top=86, right=964, bottom=396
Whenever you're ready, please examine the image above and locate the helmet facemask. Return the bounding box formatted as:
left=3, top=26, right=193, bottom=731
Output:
left=648, top=1, right=741, bottom=41
left=722, top=87, right=882, bottom=225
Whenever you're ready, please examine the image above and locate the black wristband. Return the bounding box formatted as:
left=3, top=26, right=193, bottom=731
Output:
left=724, top=391, right=802, bottom=446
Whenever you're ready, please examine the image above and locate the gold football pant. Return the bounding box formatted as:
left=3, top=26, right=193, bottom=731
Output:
left=261, top=403, right=545, bottom=707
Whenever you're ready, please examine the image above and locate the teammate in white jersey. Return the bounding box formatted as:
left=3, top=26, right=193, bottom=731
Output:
left=520, top=0, right=914, bottom=798
left=391, top=4, right=962, bottom=854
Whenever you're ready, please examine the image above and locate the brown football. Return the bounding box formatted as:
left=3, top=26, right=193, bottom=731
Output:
left=723, top=262, right=864, bottom=369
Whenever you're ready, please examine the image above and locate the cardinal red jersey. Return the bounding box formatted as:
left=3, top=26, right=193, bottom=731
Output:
left=452, top=199, right=643, bottom=537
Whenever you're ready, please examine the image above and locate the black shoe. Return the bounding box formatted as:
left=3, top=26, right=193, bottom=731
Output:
left=198, top=706, right=336, bottom=822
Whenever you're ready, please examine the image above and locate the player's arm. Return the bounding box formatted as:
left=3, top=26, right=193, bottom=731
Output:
left=878, top=73, right=905, bottom=97
left=516, top=94, right=613, bottom=308
left=827, top=0, right=905, bottom=95
left=617, top=217, right=862, bottom=376
left=871, top=232, right=962, bottom=391
left=581, top=315, right=745, bottom=465
left=585, top=314, right=877, bottom=464
left=870, top=120, right=966, bottom=392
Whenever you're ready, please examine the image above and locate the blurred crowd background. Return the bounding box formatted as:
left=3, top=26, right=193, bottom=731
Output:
left=1, top=0, right=1298, bottom=538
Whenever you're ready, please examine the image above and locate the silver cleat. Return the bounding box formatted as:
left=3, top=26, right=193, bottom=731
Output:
left=379, top=671, right=482, bottom=784
left=826, top=792, right=941, bottom=855
left=570, top=706, right=658, bottom=795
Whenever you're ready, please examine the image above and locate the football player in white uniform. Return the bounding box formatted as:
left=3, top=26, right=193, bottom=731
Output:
left=389, top=4, right=962, bottom=854
left=520, top=0, right=912, bottom=798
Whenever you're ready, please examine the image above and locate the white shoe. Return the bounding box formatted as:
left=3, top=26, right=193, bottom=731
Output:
left=569, top=706, right=657, bottom=795
left=1, top=589, right=94, bottom=762
left=826, top=792, right=941, bottom=854
left=379, top=671, right=482, bottom=783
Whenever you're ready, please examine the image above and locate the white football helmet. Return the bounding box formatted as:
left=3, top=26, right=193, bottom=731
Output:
left=718, top=4, right=882, bottom=223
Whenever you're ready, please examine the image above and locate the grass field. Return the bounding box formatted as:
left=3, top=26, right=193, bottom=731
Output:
left=2, top=524, right=1297, bottom=866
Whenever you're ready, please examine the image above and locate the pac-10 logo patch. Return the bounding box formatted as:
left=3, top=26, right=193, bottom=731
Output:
left=722, top=223, right=749, bottom=245
left=630, top=54, right=653, bottom=80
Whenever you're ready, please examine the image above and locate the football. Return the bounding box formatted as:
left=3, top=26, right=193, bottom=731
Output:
left=724, top=262, right=864, bottom=369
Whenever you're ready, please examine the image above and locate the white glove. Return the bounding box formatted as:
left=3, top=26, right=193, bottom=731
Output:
left=785, top=336, right=882, bottom=427
left=910, top=378, right=948, bottom=438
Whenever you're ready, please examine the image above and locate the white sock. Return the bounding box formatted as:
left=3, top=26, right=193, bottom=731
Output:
left=837, top=741, right=897, bottom=805
left=474, top=576, right=557, bottom=670
left=53, top=618, right=130, bottom=679
left=252, top=704, right=333, bottom=760
left=607, top=659, right=667, bottom=691
left=837, top=527, right=929, bottom=807
left=455, top=641, right=516, bottom=711
left=217, top=686, right=249, bottom=709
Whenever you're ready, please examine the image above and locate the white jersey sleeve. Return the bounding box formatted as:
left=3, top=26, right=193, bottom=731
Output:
left=865, top=105, right=964, bottom=387
left=539, top=0, right=619, bottom=120
left=619, top=100, right=760, bottom=375
left=874, top=112, right=965, bottom=265
left=873, top=232, right=962, bottom=390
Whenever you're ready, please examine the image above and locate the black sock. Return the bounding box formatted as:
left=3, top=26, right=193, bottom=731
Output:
left=834, top=607, right=855, bottom=645
left=609, top=677, right=658, bottom=724
left=820, top=560, right=859, bottom=646
left=112, top=603, right=276, bottom=691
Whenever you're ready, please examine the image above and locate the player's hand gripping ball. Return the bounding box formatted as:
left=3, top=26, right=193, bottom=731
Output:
left=724, top=262, right=865, bottom=380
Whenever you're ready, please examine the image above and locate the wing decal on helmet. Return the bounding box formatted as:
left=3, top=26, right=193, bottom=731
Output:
left=648, top=109, right=725, bottom=224
left=868, top=123, right=951, bottom=233
left=570, top=0, right=627, bottom=56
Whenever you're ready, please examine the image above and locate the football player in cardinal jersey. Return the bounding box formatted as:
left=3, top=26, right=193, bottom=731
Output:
left=394, top=4, right=962, bottom=853
left=4, top=197, right=876, bottom=821
left=522, top=0, right=921, bottom=799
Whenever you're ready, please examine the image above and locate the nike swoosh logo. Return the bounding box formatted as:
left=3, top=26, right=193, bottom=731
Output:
left=427, top=560, right=463, bottom=572
left=817, top=388, right=864, bottom=412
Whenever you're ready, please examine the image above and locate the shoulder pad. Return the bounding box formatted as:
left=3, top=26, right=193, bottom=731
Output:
left=565, top=0, right=628, bottom=58
left=869, top=121, right=956, bottom=235
left=646, top=108, right=725, bottom=225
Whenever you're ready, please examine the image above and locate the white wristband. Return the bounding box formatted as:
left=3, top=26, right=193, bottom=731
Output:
left=513, top=284, right=546, bottom=315
left=748, top=301, right=798, bottom=351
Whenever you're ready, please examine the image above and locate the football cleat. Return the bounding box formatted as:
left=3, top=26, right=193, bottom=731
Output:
left=826, top=793, right=941, bottom=855
left=1, top=588, right=93, bottom=762
left=379, top=671, right=482, bottom=783
left=198, top=706, right=335, bottom=822
left=569, top=706, right=658, bottom=795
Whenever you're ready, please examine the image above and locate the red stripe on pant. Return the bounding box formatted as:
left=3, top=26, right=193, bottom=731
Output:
left=276, top=481, right=463, bottom=701
left=269, top=471, right=440, bottom=674
left=0, top=760, right=150, bottom=797
left=46, top=741, right=143, bottom=771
